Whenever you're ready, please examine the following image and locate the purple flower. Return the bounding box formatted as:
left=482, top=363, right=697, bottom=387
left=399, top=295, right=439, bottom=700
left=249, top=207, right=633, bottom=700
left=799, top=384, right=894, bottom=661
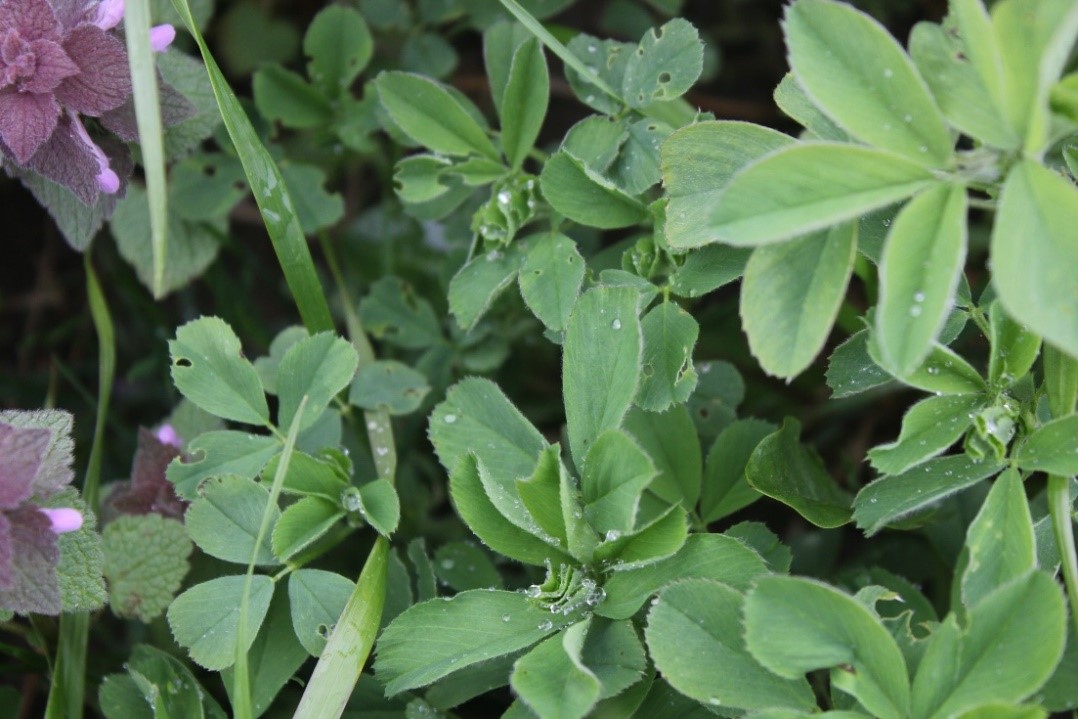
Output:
left=0, top=411, right=80, bottom=615
left=0, top=0, right=188, bottom=204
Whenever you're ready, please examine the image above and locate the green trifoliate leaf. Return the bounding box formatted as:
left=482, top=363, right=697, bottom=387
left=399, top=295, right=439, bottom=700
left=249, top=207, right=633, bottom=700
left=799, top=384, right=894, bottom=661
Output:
left=622, top=19, right=703, bottom=107
left=960, top=469, right=1035, bottom=608
left=359, top=276, right=444, bottom=350
left=646, top=579, right=816, bottom=713
left=103, top=514, right=192, bottom=622
left=432, top=541, right=502, bottom=592
left=401, top=31, right=459, bottom=79
left=448, top=246, right=522, bottom=330
left=564, top=286, right=643, bottom=463
left=592, top=507, right=687, bottom=570
left=167, top=574, right=274, bottom=670
left=517, top=233, right=585, bottom=333
left=280, top=163, right=344, bottom=234
left=349, top=360, right=430, bottom=416
left=853, top=455, right=1005, bottom=535
left=540, top=152, right=648, bottom=229
left=276, top=331, right=358, bottom=432
left=609, top=119, right=671, bottom=195
left=166, top=430, right=280, bottom=500
left=698, top=418, right=776, bottom=523
left=288, top=568, right=355, bottom=656
left=252, top=64, right=332, bottom=129
left=272, top=496, right=343, bottom=561
left=741, top=222, right=856, bottom=379
left=580, top=430, right=656, bottom=536
left=635, top=302, right=699, bottom=412
left=581, top=618, right=647, bottom=700
left=99, top=644, right=222, bottom=719
left=253, top=325, right=308, bottom=395
left=1014, top=415, right=1078, bottom=477
left=876, top=184, right=968, bottom=376
left=724, top=521, right=792, bottom=573
left=450, top=455, right=571, bottom=567
left=668, top=245, right=752, bottom=299
left=561, top=115, right=627, bottom=174
left=773, top=73, right=849, bottom=141
left=870, top=339, right=986, bottom=395
left=374, top=71, right=498, bottom=160
left=867, top=394, right=984, bottom=476
left=393, top=155, right=454, bottom=204
left=516, top=446, right=570, bottom=549
left=355, top=478, right=401, bottom=537
left=623, top=404, right=702, bottom=511
left=599, top=533, right=768, bottom=620
left=784, top=0, right=952, bottom=166
left=709, top=144, right=935, bottom=247
left=263, top=448, right=349, bottom=500
left=184, top=474, right=280, bottom=566
left=484, top=21, right=533, bottom=114
left=990, top=161, right=1078, bottom=358
left=745, top=576, right=911, bottom=719
left=303, top=5, right=372, bottom=95
left=911, top=571, right=1065, bottom=719
left=826, top=330, right=893, bottom=398
left=375, top=589, right=575, bottom=695
left=511, top=620, right=601, bottom=719
left=661, top=120, right=794, bottom=249
left=564, top=34, right=633, bottom=115
left=745, top=418, right=853, bottom=528
left=501, top=38, right=549, bottom=170
left=169, top=317, right=270, bottom=426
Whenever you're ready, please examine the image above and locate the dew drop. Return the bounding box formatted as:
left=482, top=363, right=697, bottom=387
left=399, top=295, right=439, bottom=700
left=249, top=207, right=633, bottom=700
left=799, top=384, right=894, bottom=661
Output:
left=502, top=614, right=512, bottom=622
left=883, top=68, right=893, bottom=78
left=538, top=620, right=554, bottom=631
left=904, top=114, right=913, bottom=123
left=611, top=319, right=622, bottom=330
left=910, top=305, right=923, bottom=317
left=444, top=414, right=458, bottom=424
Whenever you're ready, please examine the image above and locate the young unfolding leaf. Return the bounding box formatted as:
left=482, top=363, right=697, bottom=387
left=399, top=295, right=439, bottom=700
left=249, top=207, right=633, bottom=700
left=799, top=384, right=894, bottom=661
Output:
left=646, top=579, right=816, bottom=712
left=169, top=317, right=270, bottom=426
left=987, top=302, right=1040, bottom=388
left=745, top=419, right=853, bottom=528
left=636, top=302, right=699, bottom=411
left=867, top=394, right=984, bottom=476
left=853, top=455, right=1005, bottom=535
left=375, top=589, right=573, bottom=695
left=591, top=506, right=687, bottom=569
left=744, top=576, right=911, bottom=719
left=564, top=287, right=643, bottom=463
left=741, top=222, right=856, bottom=379
left=167, top=575, right=275, bottom=671
left=876, top=184, right=968, bottom=376
left=990, top=161, right=1078, bottom=358
left=784, top=0, right=952, bottom=166
left=580, top=430, right=656, bottom=536
left=706, top=144, right=936, bottom=247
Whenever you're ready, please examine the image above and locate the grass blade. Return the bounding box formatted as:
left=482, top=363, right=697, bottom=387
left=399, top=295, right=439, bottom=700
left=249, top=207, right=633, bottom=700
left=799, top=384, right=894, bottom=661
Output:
left=170, top=0, right=335, bottom=334
left=44, top=256, right=116, bottom=719
left=123, top=0, right=168, bottom=298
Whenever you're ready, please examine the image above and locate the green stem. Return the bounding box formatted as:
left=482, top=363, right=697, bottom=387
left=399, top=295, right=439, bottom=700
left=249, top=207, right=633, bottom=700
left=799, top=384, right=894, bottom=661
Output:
left=1048, top=475, right=1078, bottom=636
left=44, top=257, right=116, bottom=719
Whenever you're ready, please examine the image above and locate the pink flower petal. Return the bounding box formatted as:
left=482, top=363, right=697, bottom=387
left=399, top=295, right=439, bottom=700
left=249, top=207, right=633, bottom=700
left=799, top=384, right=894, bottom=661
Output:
left=21, top=38, right=79, bottom=93
left=0, top=0, right=60, bottom=42
left=93, top=0, right=124, bottom=31
left=149, top=24, right=174, bottom=52
left=20, top=113, right=101, bottom=203
left=55, top=24, right=130, bottom=116
left=0, top=88, right=59, bottom=163
left=154, top=424, right=182, bottom=448
left=38, top=507, right=83, bottom=534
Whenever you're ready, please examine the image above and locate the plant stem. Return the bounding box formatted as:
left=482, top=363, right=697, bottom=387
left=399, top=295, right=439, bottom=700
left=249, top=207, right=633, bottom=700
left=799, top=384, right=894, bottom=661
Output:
left=44, top=257, right=116, bottom=719
left=1044, top=345, right=1078, bottom=635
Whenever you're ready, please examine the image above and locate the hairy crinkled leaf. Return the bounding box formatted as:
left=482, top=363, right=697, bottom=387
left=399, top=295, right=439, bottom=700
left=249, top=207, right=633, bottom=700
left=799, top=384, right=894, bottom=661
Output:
left=43, top=489, right=106, bottom=613
left=0, top=409, right=75, bottom=497
left=103, top=514, right=192, bottom=622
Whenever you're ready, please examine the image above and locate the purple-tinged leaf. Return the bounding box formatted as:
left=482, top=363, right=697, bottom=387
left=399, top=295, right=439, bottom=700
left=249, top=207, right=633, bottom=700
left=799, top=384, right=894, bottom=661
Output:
left=0, top=409, right=75, bottom=496
left=20, top=39, right=79, bottom=93
left=0, top=89, right=60, bottom=162
left=103, top=428, right=186, bottom=519
left=56, top=24, right=131, bottom=115
left=0, top=0, right=59, bottom=42
left=0, top=506, right=60, bottom=615
left=0, top=423, right=50, bottom=509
